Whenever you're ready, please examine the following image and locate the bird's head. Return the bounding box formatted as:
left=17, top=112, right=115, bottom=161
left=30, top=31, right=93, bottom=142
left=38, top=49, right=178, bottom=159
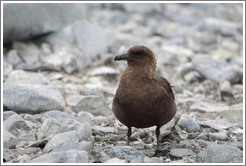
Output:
left=114, top=45, right=157, bottom=69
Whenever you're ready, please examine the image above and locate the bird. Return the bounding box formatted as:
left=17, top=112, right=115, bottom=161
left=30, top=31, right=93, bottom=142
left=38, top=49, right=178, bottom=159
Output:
left=113, top=45, right=177, bottom=155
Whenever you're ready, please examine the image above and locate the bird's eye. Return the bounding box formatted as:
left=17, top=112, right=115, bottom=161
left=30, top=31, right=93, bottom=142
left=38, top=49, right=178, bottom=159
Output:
left=135, top=51, right=144, bottom=57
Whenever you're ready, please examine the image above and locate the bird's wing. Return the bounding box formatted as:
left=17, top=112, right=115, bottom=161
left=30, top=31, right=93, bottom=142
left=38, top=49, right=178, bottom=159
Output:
left=157, top=76, right=175, bottom=100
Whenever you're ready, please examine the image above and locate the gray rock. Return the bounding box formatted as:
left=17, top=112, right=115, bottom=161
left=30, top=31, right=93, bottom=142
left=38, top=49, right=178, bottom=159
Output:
left=3, top=61, right=13, bottom=81
left=199, top=119, right=241, bottom=131
left=94, top=126, right=115, bottom=134
left=3, top=113, right=31, bottom=137
left=208, top=132, right=228, bottom=141
left=41, top=20, right=110, bottom=58
left=192, top=57, right=242, bottom=84
left=220, top=104, right=243, bottom=122
left=196, top=133, right=208, bottom=140
left=123, top=3, right=163, bottom=14
left=41, top=110, right=71, bottom=123
left=178, top=117, right=201, bottom=133
left=3, top=4, right=87, bottom=44
left=98, top=151, right=111, bottom=163
left=105, top=146, right=145, bottom=162
left=105, top=158, right=128, bottom=163
left=5, top=70, right=50, bottom=85
left=196, top=144, right=243, bottom=163
left=190, top=101, right=230, bottom=113
left=76, top=122, right=92, bottom=141
left=3, top=84, right=65, bottom=113
left=6, top=49, right=23, bottom=66
left=3, top=111, right=16, bottom=121
left=68, top=95, right=112, bottom=116
left=76, top=112, right=92, bottom=124
left=160, top=118, right=175, bottom=139
left=89, top=66, right=118, bottom=76
left=169, top=148, right=195, bottom=158
left=43, top=130, right=92, bottom=154
left=219, top=80, right=234, bottom=100
left=13, top=42, right=41, bottom=65
left=30, top=150, right=89, bottom=163
left=3, top=128, right=18, bottom=149
left=228, top=127, right=243, bottom=141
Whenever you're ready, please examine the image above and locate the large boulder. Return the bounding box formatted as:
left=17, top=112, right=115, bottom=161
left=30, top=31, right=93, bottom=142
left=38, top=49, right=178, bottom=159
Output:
left=3, top=4, right=87, bottom=44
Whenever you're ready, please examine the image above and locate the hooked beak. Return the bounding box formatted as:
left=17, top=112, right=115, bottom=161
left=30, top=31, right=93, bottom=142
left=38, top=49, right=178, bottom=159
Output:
left=114, top=53, right=129, bottom=61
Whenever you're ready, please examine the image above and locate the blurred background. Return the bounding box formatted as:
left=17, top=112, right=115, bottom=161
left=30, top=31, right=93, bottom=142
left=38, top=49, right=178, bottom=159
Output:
left=2, top=3, right=244, bottom=163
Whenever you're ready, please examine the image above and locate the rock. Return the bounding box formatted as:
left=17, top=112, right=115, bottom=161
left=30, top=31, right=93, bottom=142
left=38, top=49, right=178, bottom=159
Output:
left=3, top=111, right=16, bottom=121
left=219, top=80, right=234, bottom=101
left=89, top=66, right=118, bottom=76
left=105, top=146, right=145, bottom=162
left=169, top=148, right=195, bottom=158
left=43, top=130, right=93, bottom=154
left=105, top=158, right=128, bottom=163
left=94, top=126, right=115, bottom=134
left=98, top=151, right=111, bottom=163
left=178, top=117, right=201, bottom=133
left=5, top=70, right=50, bottom=85
left=3, top=61, right=13, bottom=81
left=208, top=132, right=228, bottom=141
left=76, top=122, right=92, bottom=141
left=190, top=101, right=230, bottom=113
left=68, top=95, right=112, bottom=116
left=196, top=133, right=208, bottom=140
left=3, top=128, right=18, bottom=149
left=40, top=19, right=110, bottom=58
left=3, top=84, right=65, bottom=113
left=41, top=110, right=71, bottom=123
left=13, top=42, right=41, bottom=65
left=196, top=144, right=243, bottom=163
left=199, top=119, right=241, bottom=131
left=6, top=49, right=23, bottom=66
left=220, top=104, right=243, bottom=122
left=160, top=118, right=175, bottom=139
left=76, top=112, right=92, bottom=124
left=228, top=127, right=243, bottom=141
left=123, top=3, right=163, bottom=14
left=3, top=113, right=31, bottom=137
left=192, top=56, right=242, bottom=84
left=30, top=150, right=89, bottom=163
left=3, top=4, right=87, bottom=44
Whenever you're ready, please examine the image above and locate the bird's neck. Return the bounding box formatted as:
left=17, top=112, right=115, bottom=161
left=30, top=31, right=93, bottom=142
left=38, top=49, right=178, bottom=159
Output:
left=125, top=65, right=157, bottom=79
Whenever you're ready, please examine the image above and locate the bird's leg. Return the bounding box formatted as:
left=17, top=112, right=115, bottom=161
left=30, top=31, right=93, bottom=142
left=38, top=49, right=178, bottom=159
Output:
left=156, top=126, right=160, bottom=151
left=127, top=126, right=132, bottom=146
left=154, top=126, right=170, bottom=157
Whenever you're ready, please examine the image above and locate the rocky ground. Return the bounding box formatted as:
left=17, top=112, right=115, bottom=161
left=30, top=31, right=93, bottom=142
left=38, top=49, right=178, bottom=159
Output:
left=2, top=3, right=244, bottom=163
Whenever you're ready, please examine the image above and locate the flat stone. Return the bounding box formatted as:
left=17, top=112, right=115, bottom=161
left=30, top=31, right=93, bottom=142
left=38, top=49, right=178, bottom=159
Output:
left=89, top=66, right=118, bottom=76
left=68, top=95, right=112, bottom=116
left=3, top=84, right=65, bottom=113
left=178, top=117, right=201, bottom=133
left=169, top=148, right=195, bottom=158
left=105, top=146, right=145, bottom=162
left=5, top=70, right=50, bottom=85
left=94, top=126, right=115, bottom=134
left=199, top=119, right=241, bottom=131
left=196, top=144, right=243, bottom=163
left=192, top=56, right=242, bottom=84
left=208, top=132, right=228, bottom=141
left=30, top=150, right=89, bottom=163
left=41, top=110, right=71, bottom=123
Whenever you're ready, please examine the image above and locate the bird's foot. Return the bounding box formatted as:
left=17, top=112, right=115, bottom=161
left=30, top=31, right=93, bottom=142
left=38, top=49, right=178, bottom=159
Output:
left=153, top=148, right=170, bottom=157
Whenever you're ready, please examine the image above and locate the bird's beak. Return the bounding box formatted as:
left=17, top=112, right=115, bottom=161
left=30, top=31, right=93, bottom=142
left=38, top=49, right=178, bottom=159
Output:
left=114, top=53, right=129, bottom=61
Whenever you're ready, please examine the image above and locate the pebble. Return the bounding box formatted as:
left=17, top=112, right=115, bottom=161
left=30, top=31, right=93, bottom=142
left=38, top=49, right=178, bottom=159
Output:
left=3, top=84, right=65, bottom=113
left=178, top=117, right=201, bottom=133
left=94, top=126, right=115, bottom=134
left=219, top=80, right=234, bottom=100
left=30, top=150, right=89, bottom=163
left=192, top=56, right=242, bottom=84
left=5, top=70, right=50, bottom=85
left=105, top=146, right=145, bottom=162
left=208, top=132, right=228, bottom=141
left=196, top=144, right=243, bottom=163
